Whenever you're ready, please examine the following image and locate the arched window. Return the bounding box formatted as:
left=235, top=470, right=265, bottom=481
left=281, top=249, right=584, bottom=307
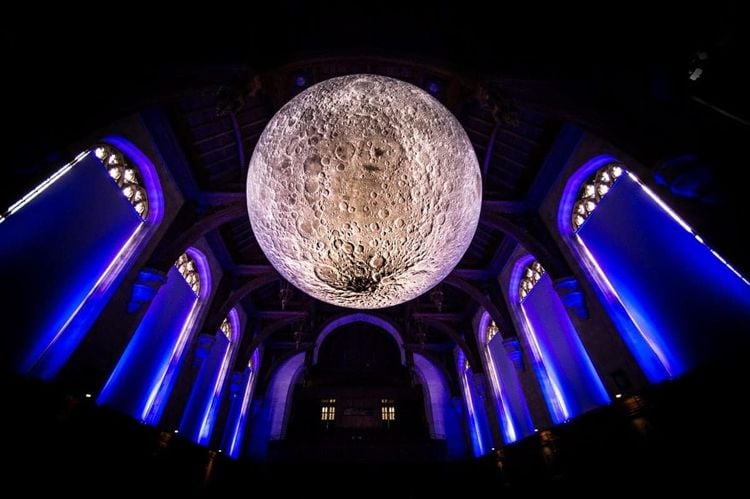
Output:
left=412, top=353, right=467, bottom=459
left=0, top=137, right=163, bottom=379
left=478, top=312, right=534, bottom=443
left=223, top=348, right=262, bottom=458
left=511, top=256, right=609, bottom=425
left=559, top=156, right=750, bottom=382
left=245, top=352, right=306, bottom=460
left=180, top=308, right=242, bottom=446
left=98, top=248, right=210, bottom=425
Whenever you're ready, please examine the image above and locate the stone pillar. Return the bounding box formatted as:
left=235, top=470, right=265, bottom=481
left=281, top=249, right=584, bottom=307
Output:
left=127, top=268, right=167, bottom=314
left=553, top=275, right=588, bottom=319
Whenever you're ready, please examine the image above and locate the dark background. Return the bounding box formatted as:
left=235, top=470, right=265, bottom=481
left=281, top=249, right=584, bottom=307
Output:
left=2, top=1, right=746, bottom=206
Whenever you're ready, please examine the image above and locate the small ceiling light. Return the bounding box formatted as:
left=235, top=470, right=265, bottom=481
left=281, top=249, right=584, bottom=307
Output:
left=84, top=393, right=92, bottom=398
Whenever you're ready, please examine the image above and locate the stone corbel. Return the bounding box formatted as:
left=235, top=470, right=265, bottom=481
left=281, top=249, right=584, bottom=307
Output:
left=503, top=337, right=525, bottom=371
left=553, top=276, right=589, bottom=320
left=127, top=268, right=167, bottom=314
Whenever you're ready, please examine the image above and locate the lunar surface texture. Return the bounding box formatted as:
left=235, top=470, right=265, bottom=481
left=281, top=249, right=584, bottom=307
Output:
left=246, top=74, right=481, bottom=308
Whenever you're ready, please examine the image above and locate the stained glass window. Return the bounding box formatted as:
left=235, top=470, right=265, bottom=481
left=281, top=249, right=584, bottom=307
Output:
left=519, top=260, right=545, bottom=301
left=571, top=163, right=624, bottom=230
left=175, top=253, right=201, bottom=296
left=94, top=144, right=149, bottom=219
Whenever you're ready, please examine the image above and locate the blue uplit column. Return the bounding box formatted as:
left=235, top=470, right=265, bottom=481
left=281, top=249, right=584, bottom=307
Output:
left=520, top=273, right=610, bottom=424
left=98, top=263, right=200, bottom=425
left=486, top=335, right=535, bottom=443
left=574, top=172, right=750, bottom=379
left=478, top=311, right=534, bottom=444
left=179, top=333, right=231, bottom=445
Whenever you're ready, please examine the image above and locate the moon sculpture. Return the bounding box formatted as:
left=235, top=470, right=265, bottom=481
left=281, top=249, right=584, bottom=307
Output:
left=247, top=74, right=481, bottom=309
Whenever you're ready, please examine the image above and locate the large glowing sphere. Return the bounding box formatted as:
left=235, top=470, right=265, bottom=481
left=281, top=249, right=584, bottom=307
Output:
left=247, top=74, right=481, bottom=308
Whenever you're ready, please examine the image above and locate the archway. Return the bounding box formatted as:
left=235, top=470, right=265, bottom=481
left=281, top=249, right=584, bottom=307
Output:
left=282, top=320, right=432, bottom=462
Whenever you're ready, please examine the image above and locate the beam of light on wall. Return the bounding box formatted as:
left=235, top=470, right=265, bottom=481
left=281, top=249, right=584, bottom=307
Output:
left=142, top=296, right=200, bottom=424
left=484, top=345, right=518, bottom=443
left=1, top=152, right=143, bottom=377
left=230, top=348, right=262, bottom=457
left=197, top=309, right=240, bottom=445
left=572, top=163, right=750, bottom=379
left=98, top=248, right=210, bottom=425
left=518, top=304, right=569, bottom=424
left=456, top=351, right=487, bottom=457
left=227, top=354, right=260, bottom=459
left=147, top=286, right=203, bottom=422
left=0, top=151, right=88, bottom=224
left=486, top=334, right=536, bottom=441
left=30, top=225, right=144, bottom=379
left=576, top=234, right=673, bottom=379
left=98, top=266, right=198, bottom=421
left=478, top=312, right=522, bottom=443
left=228, top=370, right=254, bottom=458
left=521, top=273, right=610, bottom=420
left=557, top=155, right=673, bottom=382
left=460, top=369, right=485, bottom=457
left=179, top=333, right=227, bottom=444
left=1, top=136, right=165, bottom=379
left=630, top=171, right=750, bottom=286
